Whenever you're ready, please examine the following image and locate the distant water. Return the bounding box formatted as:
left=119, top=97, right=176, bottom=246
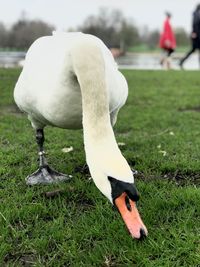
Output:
left=116, top=52, right=200, bottom=70
left=0, top=51, right=199, bottom=70
left=0, top=51, right=26, bottom=68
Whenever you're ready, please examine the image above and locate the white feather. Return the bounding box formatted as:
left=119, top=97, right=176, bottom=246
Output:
left=14, top=32, right=133, bottom=202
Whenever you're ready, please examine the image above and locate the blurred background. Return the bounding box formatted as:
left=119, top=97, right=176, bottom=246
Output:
left=0, top=0, right=200, bottom=69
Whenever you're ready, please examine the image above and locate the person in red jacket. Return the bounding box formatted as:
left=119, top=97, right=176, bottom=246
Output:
left=159, top=12, right=176, bottom=69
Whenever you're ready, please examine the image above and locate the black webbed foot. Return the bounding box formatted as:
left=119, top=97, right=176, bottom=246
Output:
left=26, top=165, right=72, bottom=185
left=26, top=129, right=72, bottom=185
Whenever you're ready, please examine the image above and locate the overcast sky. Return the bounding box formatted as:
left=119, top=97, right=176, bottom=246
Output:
left=1, top=0, right=200, bottom=32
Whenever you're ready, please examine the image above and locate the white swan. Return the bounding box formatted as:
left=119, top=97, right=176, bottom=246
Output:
left=14, top=32, right=147, bottom=239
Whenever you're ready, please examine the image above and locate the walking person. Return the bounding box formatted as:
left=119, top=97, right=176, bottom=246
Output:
left=179, top=4, right=200, bottom=69
left=159, top=12, right=176, bottom=70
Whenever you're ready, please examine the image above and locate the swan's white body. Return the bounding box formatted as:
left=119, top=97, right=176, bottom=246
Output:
left=14, top=32, right=133, bottom=202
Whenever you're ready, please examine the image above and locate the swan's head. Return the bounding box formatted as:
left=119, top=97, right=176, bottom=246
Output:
left=108, top=176, right=148, bottom=239
left=92, top=170, right=148, bottom=240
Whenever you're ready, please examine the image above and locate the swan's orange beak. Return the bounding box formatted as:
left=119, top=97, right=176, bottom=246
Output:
left=115, top=192, right=148, bottom=239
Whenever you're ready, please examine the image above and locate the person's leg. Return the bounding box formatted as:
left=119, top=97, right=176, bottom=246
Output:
left=160, top=49, right=167, bottom=66
left=180, top=43, right=196, bottom=68
left=198, top=49, right=200, bottom=69
left=166, top=49, right=174, bottom=70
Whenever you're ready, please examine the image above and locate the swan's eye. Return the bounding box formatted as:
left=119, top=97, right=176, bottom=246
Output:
left=125, top=195, right=132, bottom=211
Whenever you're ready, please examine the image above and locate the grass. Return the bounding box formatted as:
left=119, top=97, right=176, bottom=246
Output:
left=0, top=68, right=200, bottom=266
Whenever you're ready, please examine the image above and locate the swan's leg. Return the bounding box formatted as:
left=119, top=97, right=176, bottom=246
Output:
left=26, top=129, right=72, bottom=185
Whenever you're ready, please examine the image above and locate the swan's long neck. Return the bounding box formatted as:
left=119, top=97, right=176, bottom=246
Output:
left=72, top=39, right=115, bottom=144
left=71, top=38, right=132, bottom=184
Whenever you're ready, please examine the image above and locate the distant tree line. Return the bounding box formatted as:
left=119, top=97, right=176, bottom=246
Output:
left=0, top=19, right=54, bottom=50
left=0, top=9, right=190, bottom=51
left=78, top=8, right=140, bottom=51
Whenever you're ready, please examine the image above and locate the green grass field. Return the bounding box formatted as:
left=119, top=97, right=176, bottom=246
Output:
left=0, top=69, right=200, bottom=266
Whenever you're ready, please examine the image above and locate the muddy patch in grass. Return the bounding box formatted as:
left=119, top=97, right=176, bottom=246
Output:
left=136, top=170, right=200, bottom=186
left=4, top=253, right=37, bottom=266
left=0, top=104, right=24, bottom=116
left=74, top=164, right=90, bottom=175
left=162, top=170, right=200, bottom=186
left=19, top=254, right=38, bottom=266
left=179, top=106, right=200, bottom=112
left=74, top=199, right=95, bottom=212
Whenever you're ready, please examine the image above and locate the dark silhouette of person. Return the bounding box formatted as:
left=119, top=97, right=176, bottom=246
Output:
left=179, top=4, right=200, bottom=69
